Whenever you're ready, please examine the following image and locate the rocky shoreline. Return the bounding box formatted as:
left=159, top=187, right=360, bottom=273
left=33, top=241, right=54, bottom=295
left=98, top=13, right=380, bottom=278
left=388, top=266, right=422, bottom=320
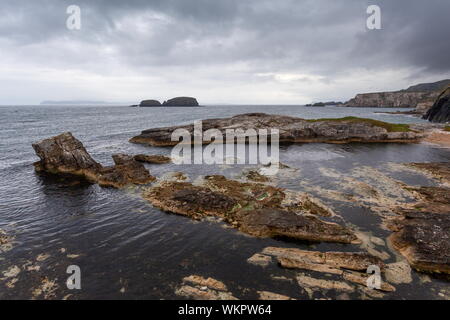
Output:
left=29, top=114, right=450, bottom=299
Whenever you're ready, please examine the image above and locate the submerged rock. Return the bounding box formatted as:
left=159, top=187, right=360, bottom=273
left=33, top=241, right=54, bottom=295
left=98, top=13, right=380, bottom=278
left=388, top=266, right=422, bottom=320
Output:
left=130, top=113, right=422, bottom=146
left=143, top=176, right=357, bottom=243
left=32, top=133, right=155, bottom=188
left=175, top=275, right=237, bottom=300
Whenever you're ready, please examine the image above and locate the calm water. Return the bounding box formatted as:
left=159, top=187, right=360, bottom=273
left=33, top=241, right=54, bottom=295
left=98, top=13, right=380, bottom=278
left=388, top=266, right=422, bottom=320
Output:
left=0, top=105, right=449, bottom=300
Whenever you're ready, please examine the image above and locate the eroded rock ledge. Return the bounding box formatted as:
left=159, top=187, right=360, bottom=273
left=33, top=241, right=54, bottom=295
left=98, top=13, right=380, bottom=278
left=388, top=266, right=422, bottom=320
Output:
left=32, top=133, right=155, bottom=188
left=143, top=175, right=358, bottom=244
left=130, top=113, right=422, bottom=146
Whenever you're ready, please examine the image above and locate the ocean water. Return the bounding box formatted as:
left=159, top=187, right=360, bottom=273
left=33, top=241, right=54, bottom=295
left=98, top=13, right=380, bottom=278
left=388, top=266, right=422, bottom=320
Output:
left=0, top=105, right=449, bottom=300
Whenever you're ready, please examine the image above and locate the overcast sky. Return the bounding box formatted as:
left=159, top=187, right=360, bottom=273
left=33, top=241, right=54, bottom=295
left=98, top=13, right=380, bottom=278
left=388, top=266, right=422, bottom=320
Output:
left=0, top=0, right=449, bottom=105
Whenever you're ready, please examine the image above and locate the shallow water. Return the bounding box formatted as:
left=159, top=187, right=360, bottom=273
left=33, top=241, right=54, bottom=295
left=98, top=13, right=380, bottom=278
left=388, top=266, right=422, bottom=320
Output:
left=0, top=105, right=449, bottom=300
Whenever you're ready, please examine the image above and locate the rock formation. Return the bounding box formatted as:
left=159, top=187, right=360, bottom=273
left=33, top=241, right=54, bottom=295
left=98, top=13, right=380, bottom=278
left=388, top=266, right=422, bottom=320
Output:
left=344, top=91, right=439, bottom=108
left=130, top=113, right=422, bottom=146
left=133, top=154, right=171, bottom=164
left=423, top=86, right=450, bottom=123
left=143, top=175, right=358, bottom=244
left=344, top=79, right=450, bottom=108
left=162, top=97, right=199, bottom=107
left=139, top=100, right=162, bottom=107
left=32, top=133, right=155, bottom=188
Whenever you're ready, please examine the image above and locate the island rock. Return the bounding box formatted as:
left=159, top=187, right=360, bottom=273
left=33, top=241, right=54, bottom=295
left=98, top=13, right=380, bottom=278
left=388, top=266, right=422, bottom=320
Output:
left=162, top=97, right=199, bottom=107
left=139, top=100, right=162, bottom=107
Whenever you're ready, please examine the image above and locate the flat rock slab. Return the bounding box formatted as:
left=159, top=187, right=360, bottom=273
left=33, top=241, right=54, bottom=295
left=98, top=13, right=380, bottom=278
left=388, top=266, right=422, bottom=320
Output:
left=175, top=275, right=237, bottom=300
left=389, top=211, right=450, bottom=274
left=130, top=113, right=422, bottom=146
left=144, top=176, right=358, bottom=244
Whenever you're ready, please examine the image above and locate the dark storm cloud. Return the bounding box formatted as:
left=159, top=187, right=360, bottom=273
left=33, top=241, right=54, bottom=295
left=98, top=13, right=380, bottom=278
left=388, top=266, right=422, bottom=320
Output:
left=1, top=0, right=448, bottom=74
left=0, top=0, right=449, bottom=104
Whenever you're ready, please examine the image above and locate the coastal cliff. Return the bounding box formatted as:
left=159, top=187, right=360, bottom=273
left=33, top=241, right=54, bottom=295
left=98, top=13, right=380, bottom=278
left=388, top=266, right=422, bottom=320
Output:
left=344, top=79, right=450, bottom=108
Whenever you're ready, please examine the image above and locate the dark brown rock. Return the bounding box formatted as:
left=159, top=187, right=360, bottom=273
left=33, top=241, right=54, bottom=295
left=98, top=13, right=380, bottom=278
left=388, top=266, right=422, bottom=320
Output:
left=143, top=176, right=358, bottom=244
left=133, top=154, right=171, bottom=164
left=32, top=132, right=101, bottom=181
left=389, top=211, right=450, bottom=274
left=32, top=134, right=155, bottom=188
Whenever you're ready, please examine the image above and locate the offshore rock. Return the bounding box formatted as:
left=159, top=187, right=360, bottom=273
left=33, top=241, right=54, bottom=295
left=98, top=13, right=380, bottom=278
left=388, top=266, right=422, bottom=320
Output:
left=162, top=97, right=199, bottom=107
left=32, top=133, right=155, bottom=188
left=130, top=113, right=421, bottom=147
left=139, top=100, right=162, bottom=107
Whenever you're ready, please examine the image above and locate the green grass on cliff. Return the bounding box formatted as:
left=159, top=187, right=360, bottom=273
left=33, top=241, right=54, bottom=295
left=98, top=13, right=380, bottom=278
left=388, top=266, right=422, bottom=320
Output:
left=306, top=116, right=411, bottom=132
left=444, top=126, right=450, bottom=132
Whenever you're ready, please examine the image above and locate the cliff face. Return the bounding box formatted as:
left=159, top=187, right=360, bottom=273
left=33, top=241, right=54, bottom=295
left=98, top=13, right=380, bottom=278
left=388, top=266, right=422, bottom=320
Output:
left=424, top=86, right=450, bottom=123
left=344, top=79, right=450, bottom=108
left=344, top=91, right=439, bottom=108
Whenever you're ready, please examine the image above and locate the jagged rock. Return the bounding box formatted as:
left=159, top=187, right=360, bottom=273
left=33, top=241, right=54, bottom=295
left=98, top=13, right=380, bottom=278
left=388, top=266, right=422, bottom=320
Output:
left=133, top=154, right=171, bottom=164
left=143, top=176, right=358, bottom=243
left=96, top=154, right=156, bottom=188
left=32, top=134, right=155, bottom=188
left=139, top=100, right=161, bottom=107
left=32, top=132, right=101, bottom=180
left=162, top=97, right=199, bottom=107
left=424, top=86, right=450, bottom=123
left=130, top=113, right=422, bottom=146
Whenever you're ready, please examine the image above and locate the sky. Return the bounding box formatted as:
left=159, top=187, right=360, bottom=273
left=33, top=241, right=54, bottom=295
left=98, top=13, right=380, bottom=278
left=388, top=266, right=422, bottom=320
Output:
left=0, top=0, right=449, bottom=105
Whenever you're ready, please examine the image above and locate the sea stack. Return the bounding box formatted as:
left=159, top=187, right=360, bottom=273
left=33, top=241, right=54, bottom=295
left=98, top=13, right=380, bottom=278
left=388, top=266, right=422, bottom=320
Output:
left=162, top=97, right=199, bottom=107
left=139, top=100, right=162, bottom=107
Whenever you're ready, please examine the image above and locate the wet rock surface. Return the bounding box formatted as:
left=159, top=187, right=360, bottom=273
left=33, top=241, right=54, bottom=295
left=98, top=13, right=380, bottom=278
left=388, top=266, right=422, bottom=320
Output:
left=175, top=275, right=237, bottom=300
left=130, top=113, right=422, bottom=146
left=133, top=154, right=172, bottom=164
left=143, top=175, right=357, bottom=243
left=33, top=133, right=155, bottom=188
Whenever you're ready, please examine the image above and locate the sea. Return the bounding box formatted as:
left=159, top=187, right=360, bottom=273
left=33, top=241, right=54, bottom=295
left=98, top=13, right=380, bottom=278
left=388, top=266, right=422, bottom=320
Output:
left=0, top=105, right=449, bottom=299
